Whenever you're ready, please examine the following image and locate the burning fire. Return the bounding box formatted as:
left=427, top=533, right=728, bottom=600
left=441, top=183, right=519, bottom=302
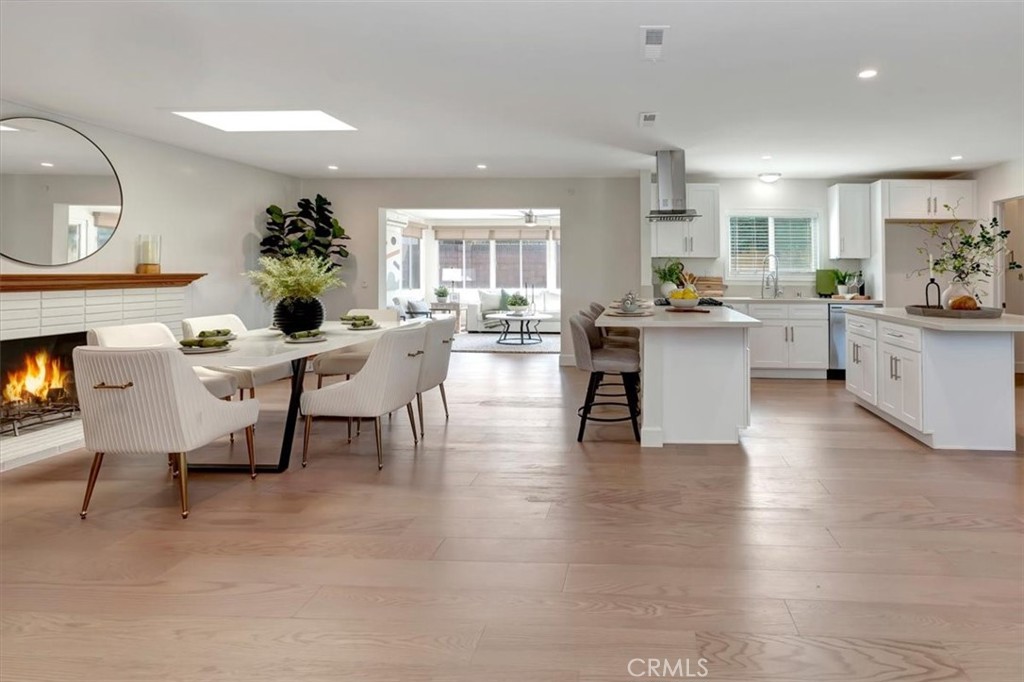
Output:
left=2, top=350, right=71, bottom=404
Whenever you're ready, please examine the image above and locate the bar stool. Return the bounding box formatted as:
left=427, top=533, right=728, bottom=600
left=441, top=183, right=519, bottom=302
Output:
left=569, top=313, right=641, bottom=442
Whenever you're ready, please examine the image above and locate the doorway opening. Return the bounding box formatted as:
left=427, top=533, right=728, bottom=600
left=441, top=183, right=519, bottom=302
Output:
left=996, top=196, right=1024, bottom=373
left=381, top=208, right=561, bottom=354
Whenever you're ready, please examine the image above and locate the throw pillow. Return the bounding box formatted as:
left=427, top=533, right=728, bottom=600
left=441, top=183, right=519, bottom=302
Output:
left=478, top=290, right=502, bottom=312
left=408, top=299, right=431, bottom=313
left=499, top=289, right=511, bottom=310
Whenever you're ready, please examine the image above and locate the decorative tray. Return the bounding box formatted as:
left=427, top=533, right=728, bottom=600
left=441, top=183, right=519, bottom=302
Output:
left=905, top=305, right=1003, bottom=319
left=666, top=308, right=710, bottom=313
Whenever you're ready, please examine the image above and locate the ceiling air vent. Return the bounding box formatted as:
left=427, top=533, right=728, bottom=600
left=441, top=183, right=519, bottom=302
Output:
left=638, top=112, right=658, bottom=128
left=641, top=26, right=669, bottom=61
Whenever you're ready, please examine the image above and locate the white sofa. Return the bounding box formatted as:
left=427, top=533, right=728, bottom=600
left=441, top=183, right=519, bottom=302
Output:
left=465, top=289, right=561, bottom=334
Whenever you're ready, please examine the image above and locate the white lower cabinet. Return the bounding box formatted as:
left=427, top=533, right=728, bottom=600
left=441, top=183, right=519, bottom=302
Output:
left=748, top=304, right=828, bottom=371
left=845, top=333, right=876, bottom=404
left=878, top=342, right=923, bottom=431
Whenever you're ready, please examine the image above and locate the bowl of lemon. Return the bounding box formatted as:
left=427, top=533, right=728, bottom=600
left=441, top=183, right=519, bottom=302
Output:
left=668, top=286, right=701, bottom=308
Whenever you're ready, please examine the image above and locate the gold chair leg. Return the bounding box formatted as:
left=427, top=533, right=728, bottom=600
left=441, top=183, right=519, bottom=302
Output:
left=302, top=415, right=313, bottom=468
left=416, top=392, right=425, bottom=437
left=245, top=425, right=256, bottom=479
left=406, top=402, right=419, bottom=444
left=439, top=382, right=450, bottom=419
left=175, top=452, right=190, bottom=519
left=374, top=416, right=383, bottom=470
left=80, top=452, right=105, bottom=519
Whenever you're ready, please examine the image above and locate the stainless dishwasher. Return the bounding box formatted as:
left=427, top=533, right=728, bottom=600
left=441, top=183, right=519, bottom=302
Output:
left=828, top=303, right=881, bottom=378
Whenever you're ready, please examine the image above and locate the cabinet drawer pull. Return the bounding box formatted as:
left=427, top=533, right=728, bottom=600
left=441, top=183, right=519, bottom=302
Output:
left=894, top=357, right=901, bottom=381
left=885, top=331, right=904, bottom=339
left=790, top=326, right=795, bottom=342
left=784, top=326, right=789, bottom=342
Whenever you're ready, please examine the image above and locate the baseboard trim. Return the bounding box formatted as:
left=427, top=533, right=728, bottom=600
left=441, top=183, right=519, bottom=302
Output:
left=751, top=369, right=828, bottom=380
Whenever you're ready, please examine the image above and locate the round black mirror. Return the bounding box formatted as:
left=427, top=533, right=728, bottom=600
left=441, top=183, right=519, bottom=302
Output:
left=0, top=117, right=123, bottom=266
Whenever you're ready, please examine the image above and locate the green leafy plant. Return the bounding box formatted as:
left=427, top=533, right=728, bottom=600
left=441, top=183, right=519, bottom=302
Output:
left=652, top=261, right=685, bottom=284
left=915, top=205, right=1021, bottom=300
left=832, top=269, right=855, bottom=285
left=434, top=285, right=449, bottom=298
left=246, top=255, right=342, bottom=302
left=260, top=194, right=351, bottom=268
left=507, top=293, right=529, bottom=307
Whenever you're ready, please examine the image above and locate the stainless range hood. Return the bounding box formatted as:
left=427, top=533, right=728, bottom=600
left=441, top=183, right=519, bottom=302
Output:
left=647, top=149, right=701, bottom=222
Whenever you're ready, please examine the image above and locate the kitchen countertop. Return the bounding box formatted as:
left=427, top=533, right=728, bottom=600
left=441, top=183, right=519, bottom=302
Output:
left=597, top=306, right=761, bottom=329
left=718, top=297, right=884, bottom=305
left=846, top=307, right=1024, bottom=332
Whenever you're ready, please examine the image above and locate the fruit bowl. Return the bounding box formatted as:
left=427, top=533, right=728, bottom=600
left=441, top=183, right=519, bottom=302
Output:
left=668, top=297, right=700, bottom=308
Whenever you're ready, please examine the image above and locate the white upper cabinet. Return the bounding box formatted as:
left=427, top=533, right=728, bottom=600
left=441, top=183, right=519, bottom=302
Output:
left=828, top=184, right=871, bottom=259
left=882, top=180, right=976, bottom=221
left=650, top=184, right=720, bottom=258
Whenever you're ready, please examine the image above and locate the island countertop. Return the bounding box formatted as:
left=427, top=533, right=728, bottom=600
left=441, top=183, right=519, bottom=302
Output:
left=596, top=306, right=762, bottom=329
left=846, top=307, right=1024, bottom=333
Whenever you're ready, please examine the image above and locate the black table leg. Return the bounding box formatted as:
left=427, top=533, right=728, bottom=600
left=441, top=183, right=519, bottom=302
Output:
left=188, top=356, right=307, bottom=474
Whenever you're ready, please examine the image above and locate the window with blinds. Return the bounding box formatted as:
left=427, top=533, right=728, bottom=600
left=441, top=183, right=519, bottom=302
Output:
left=728, top=214, right=817, bottom=278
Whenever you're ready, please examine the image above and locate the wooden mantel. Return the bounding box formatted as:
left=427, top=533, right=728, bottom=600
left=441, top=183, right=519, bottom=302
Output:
left=0, top=273, right=207, bottom=293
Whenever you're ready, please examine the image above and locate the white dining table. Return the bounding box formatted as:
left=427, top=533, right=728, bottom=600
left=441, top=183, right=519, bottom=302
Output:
left=181, top=321, right=396, bottom=473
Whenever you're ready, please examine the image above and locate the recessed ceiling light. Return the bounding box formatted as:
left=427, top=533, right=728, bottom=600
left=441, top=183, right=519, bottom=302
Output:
left=950, top=155, right=963, bottom=161
left=0, top=124, right=18, bottom=132
left=858, top=69, right=878, bottom=79
left=327, top=165, right=338, bottom=170
left=761, top=155, right=772, bottom=160
left=758, top=172, right=782, bottom=184
left=172, top=110, right=356, bottom=132
left=476, top=164, right=488, bottom=170
left=40, top=162, right=54, bottom=167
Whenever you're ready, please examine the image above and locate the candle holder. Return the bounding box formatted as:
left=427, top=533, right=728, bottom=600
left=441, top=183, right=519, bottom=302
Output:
left=135, top=235, right=161, bottom=274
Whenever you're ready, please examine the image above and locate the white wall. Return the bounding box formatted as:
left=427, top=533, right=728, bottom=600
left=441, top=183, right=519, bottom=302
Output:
left=298, top=177, right=640, bottom=363
left=0, top=101, right=300, bottom=328
left=972, top=159, right=1024, bottom=306
left=641, top=177, right=863, bottom=298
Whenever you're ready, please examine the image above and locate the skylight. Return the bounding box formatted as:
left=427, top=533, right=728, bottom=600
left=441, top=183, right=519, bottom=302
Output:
left=171, top=110, right=356, bottom=132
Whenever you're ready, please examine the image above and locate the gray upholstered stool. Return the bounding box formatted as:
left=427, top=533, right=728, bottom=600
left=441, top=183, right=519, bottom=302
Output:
left=569, top=313, right=641, bottom=442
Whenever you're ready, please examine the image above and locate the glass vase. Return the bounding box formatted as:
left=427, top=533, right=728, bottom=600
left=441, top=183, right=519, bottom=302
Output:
left=940, top=280, right=973, bottom=309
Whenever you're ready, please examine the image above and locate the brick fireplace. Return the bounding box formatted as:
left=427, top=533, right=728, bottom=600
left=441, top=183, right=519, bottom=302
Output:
left=0, top=272, right=203, bottom=470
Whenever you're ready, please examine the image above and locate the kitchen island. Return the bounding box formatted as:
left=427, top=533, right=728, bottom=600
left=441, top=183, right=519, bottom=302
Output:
left=845, top=308, right=1024, bottom=451
left=596, top=306, right=761, bottom=447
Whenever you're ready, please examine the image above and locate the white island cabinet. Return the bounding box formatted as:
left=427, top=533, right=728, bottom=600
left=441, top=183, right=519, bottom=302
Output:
left=845, top=308, right=1024, bottom=451
left=596, top=307, right=761, bottom=447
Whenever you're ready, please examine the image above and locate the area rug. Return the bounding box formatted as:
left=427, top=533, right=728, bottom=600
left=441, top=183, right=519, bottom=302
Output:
left=451, top=332, right=561, bottom=354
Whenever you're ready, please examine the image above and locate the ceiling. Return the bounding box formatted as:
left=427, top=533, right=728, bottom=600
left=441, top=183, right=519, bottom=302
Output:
left=2, top=2, right=1021, bottom=180
left=1, top=118, right=117, bottom=175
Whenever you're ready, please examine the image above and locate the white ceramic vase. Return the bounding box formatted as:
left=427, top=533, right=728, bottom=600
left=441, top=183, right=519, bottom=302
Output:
left=940, top=280, right=973, bottom=309
left=660, top=282, right=678, bottom=298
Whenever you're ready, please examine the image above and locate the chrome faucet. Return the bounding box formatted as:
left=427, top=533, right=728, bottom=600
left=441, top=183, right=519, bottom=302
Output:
left=761, top=254, right=781, bottom=299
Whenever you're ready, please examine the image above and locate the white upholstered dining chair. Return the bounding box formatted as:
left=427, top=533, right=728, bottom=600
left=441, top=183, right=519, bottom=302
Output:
left=311, top=308, right=402, bottom=387
left=87, top=322, right=238, bottom=399
left=300, top=324, right=426, bottom=470
left=73, top=346, right=261, bottom=518
left=181, top=313, right=292, bottom=399
left=414, top=316, right=457, bottom=436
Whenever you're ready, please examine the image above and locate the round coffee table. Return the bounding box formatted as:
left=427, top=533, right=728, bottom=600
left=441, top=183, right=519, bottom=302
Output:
left=485, top=312, right=553, bottom=345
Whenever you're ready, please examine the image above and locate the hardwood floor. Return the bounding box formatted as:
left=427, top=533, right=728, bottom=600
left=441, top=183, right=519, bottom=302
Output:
left=2, top=354, right=1021, bottom=681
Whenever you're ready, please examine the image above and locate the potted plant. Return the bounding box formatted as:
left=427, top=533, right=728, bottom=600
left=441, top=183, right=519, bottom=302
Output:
left=507, top=292, right=529, bottom=313
left=917, top=206, right=1021, bottom=308
left=652, top=261, right=685, bottom=297
left=833, top=270, right=855, bottom=295
left=260, top=194, right=351, bottom=268
left=247, top=255, right=342, bottom=334
left=434, top=285, right=449, bottom=303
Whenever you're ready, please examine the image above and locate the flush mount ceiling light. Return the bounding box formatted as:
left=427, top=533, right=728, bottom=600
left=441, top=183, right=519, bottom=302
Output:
left=0, top=124, right=18, bottom=132
left=476, top=164, right=488, bottom=170
left=858, top=69, right=878, bottom=79
left=40, top=162, right=54, bottom=167
left=758, top=172, right=782, bottom=184
left=327, top=165, right=338, bottom=170
left=950, top=155, right=963, bottom=161
left=524, top=210, right=538, bottom=226
left=172, top=110, right=356, bottom=132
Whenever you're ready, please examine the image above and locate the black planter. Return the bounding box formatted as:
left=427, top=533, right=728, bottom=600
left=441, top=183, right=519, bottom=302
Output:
left=273, top=298, right=324, bottom=335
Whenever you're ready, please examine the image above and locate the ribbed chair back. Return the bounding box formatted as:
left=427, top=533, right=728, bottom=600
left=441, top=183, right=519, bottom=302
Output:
left=348, top=308, right=401, bottom=324
left=73, top=346, right=259, bottom=455
left=182, top=314, right=248, bottom=338
left=88, top=322, right=177, bottom=347
left=417, top=317, right=457, bottom=393
left=569, top=313, right=601, bottom=372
